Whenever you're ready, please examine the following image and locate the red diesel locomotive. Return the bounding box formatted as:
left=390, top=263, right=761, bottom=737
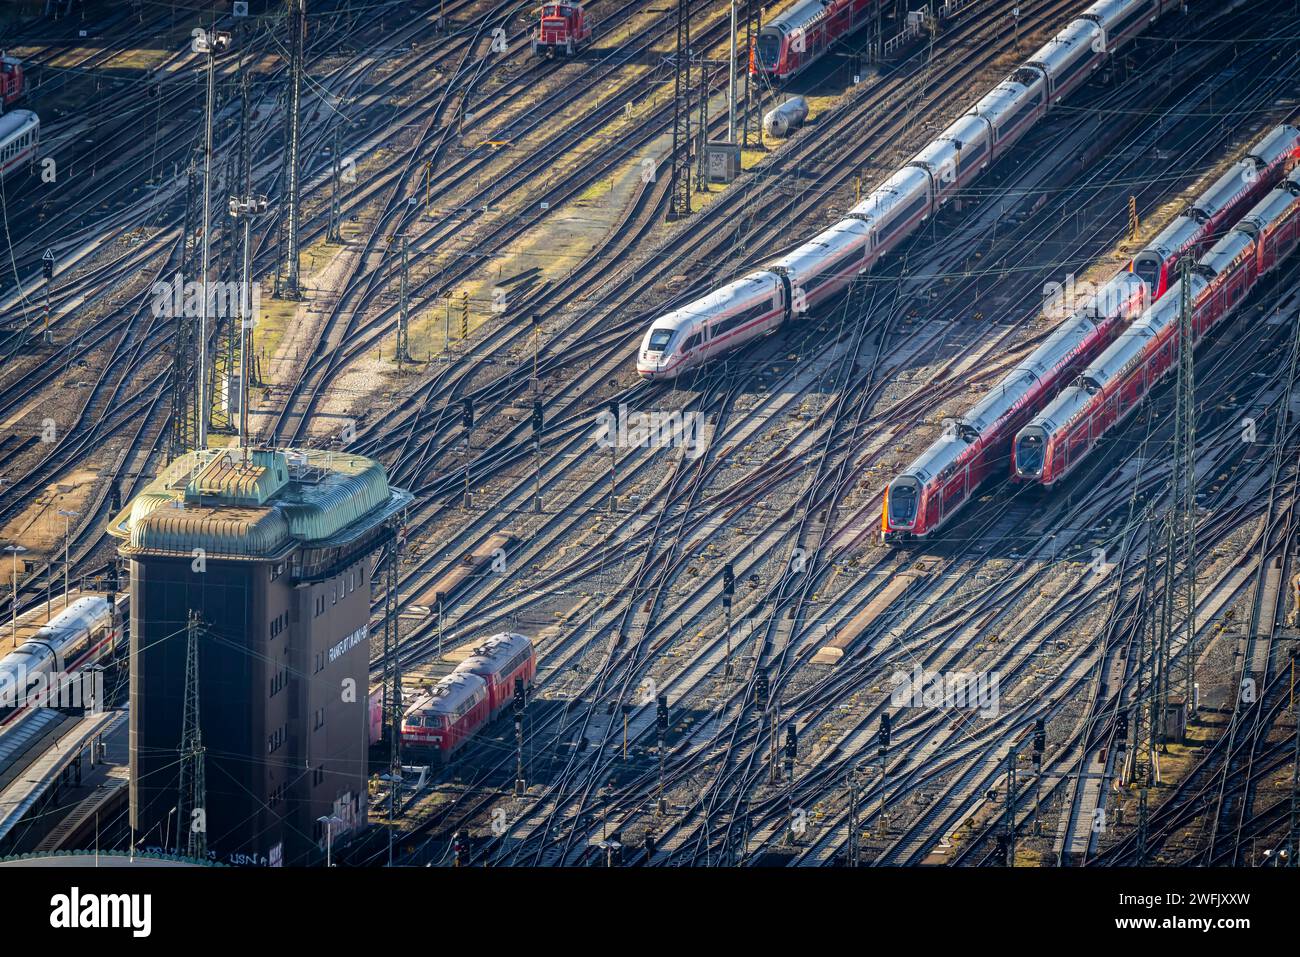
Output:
left=400, top=632, right=536, bottom=761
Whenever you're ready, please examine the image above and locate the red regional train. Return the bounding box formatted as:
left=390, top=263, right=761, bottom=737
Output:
left=1130, top=124, right=1299, bottom=298
left=400, top=632, right=536, bottom=762
left=1014, top=166, right=1300, bottom=487
left=755, top=0, right=877, bottom=80
left=880, top=125, right=1300, bottom=542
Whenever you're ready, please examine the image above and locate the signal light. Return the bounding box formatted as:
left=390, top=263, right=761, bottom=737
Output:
left=656, top=694, right=669, bottom=732
left=723, top=563, right=735, bottom=596
left=461, top=397, right=474, bottom=430
left=532, top=399, right=543, bottom=435
left=513, top=676, right=526, bottom=712
left=880, top=713, right=891, bottom=749
left=755, top=672, right=769, bottom=709
left=784, top=724, right=797, bottom=759
left=1033, top=717, right=1046, bottom=754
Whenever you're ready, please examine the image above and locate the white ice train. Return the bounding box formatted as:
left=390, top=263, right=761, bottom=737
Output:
left=637, top=0, right=1180, bottom=380
left=0, top=596, right=116, bottom=720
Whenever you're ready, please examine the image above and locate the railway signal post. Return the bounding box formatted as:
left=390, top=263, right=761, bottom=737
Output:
left=877, top=713, right=890, bottom=839
left=435, top=592, right=445, bottom=659
left=41, top=248, right=53, bottom=343
left=532, top=399, right=544, bottom=512
left=656, top=693, right=669, bottom=813
left=514, top=676, right=527, bottom=795
left=606, top=400, right=618, bottom=514
left=783, top=724, right=797, bottom=844
left=1002, top=740, right=1019, bottom=866
left=396, top=236, right=411, bottom=370
left=722, top=562, right=735, bottom=676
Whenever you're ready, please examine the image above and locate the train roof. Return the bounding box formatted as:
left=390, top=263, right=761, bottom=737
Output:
left=1079, top=275, right=1207, bottom=386
left=901, top=427, right=973, bottom=485
left=0, top=110, right=38, bottom=141
left=1245, top=124, right=1300, bottom=168
left=931, top=112, right=991, bottom=153
left=1028, top=18, right=1101, bottom=75
left=959, top=368, right=1040, bottom=437
left=765, top=0, right=838, bottom=33
left=1024, top=383, right=1091, bottom=434
left=1080, top=0, right=1141, bottom=32
left=768, top=220, right=870, bottom=278
left=849, top=166, right=929, bottom=223
left=645, top=271, right=778, bottom=334
left=405, top=671, right=486, bottom=717
left=1192, top=160, right=1262, bottom=221
left=457, top=632, right=533, bottom=675
left=1017, top=309, right=1105, bottom=379
left=1199, top=228, right=1256, bottom=276
left=32, top=596, right=112, bottom=644
left=1137, top=213, right=1200, bottom=264
left=1236, top=173, right=1300, bottom=235
left=970, top=78, right=1037, bottom=126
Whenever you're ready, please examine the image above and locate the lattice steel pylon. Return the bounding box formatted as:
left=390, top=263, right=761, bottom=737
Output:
left=1132, top=509, right=1162, bottom=788
left=1161, top=255, right=1198, bottom=734
left=280, top=0, right=306, bottom=298
left=177, top=611, right=208, bottom=860
left=168, top=161, right=202, bottom=460
left=395, top=237, right=411, bottom=368
left=667, top=0, right=692, bottom=220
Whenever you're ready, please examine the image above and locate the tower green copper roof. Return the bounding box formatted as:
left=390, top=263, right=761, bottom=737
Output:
left=106, top=448, right=412, bottom=560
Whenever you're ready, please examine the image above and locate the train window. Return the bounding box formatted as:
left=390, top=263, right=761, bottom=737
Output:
left=1110, top=3, right=1151, bottom=38
left=1053, top=47, right=1095, bottom=91
left=682, top=333, right=700, bottom=352
left=813, top=249, right=860, bottom=289
left=648, top=328, right=675, bottom=351
left=957, top=139, right=987, bottom=174
left=712, top=301, right=772, bottom=338
left=1016, top=434, right=1045, bottom=475
left=888, top=484, right=918, bottom=524
left=876, top=195, right=928, bottom=243
left=999, top=100, right=1038, bottom=137
left=1133, top=256, right=1161, bottom=291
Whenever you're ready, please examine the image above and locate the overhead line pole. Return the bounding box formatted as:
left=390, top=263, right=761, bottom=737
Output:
left=284, top=0, right=306, bottom=299
left=728, top=0, right=737, bottom=141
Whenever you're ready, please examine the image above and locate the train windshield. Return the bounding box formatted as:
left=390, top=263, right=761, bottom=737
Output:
left=757, top=32, right=781, bottom=69
left=1132, top=255, right=1161, bottom=291
left=1015, top=432, right=1045, bottom=477
left=647, top=328, right=675, bottom=352
left=888, top=480, right=919, bottom=526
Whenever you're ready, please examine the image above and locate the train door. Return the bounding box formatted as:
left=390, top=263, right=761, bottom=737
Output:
left=939, top=471, right=967, bottom=522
